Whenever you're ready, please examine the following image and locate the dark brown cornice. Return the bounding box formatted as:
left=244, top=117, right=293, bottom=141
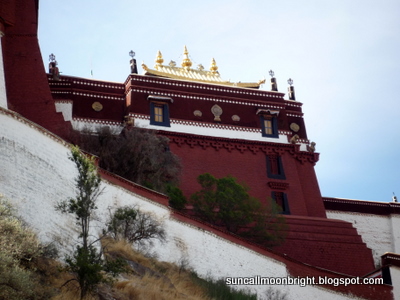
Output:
left=158, top=130, right=319, bottom=164
left=324, top=197, right=400, bottom=215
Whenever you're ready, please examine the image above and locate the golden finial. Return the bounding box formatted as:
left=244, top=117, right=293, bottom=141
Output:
left=141, top=62, right=148, bottom=71
left=155, top=50, right=164, bottom=68
left=181, top=45, right=192, bottom=70
left=210, top=58, right=218, bottom=74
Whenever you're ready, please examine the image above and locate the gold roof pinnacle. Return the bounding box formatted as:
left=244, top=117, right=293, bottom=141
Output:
left=181, top=45, right=192, bottom=70
left=141, top=47, right=263, bottom=88
left=210, top=58, right=218, bottom=74
left=155, top=50, right=164, bottom=69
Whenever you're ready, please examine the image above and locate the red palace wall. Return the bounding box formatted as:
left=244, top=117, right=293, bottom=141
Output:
left=1, top=0, right=71, bottom=138
left=164, top=131, right=326, bottom=218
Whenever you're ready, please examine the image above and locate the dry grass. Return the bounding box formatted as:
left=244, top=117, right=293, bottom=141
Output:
left=103, top=237, right=152, bottom=268
left=103, top=237, right=208, bottom=300
left=23, top=237, right=210, bottom=299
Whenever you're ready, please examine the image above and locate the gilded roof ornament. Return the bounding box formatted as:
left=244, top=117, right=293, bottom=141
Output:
left=141, top=62, right=148, bottom=71
left=140, top=47, right=265, bottom=89
left=155, top=50, right=164, bottom=69
left=210, top=58, right=218, bottom=74
left=181, top=45, right=192, bottom=70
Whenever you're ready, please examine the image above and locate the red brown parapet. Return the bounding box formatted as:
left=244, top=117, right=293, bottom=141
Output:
left=323, top=197, right=400, bottom=215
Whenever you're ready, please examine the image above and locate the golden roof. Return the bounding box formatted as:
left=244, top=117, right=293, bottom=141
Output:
left=141, top=46, right=265, bottom=89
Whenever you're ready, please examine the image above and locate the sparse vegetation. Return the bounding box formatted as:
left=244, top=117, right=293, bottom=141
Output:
left=103, top=238, right=258, bottom=300
left=166, top=183, right=187, bottom=210
left=73, top=126, right=181, bottom=194
left=264, top=287, right=288, bottom=300
left=191, top=173, right=287, bottom=247
left=106, top=205, right=166, bottom=247
left=55, top=146, right=124, bottom=299
left=0, top=195, right=57, bottom=299
left=191, top=272, right=258, bottom=300
left=0, top=194, right=266, bottom=300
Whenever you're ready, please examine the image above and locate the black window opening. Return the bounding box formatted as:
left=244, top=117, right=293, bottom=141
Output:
left=266, top=155, right=285, bottom=180
left=271, top=191, right=290, bottom=215
left=150, top=102, right=170, bottom=127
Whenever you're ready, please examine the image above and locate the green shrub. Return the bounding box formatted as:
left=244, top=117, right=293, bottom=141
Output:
left=166, top=184, right=187, bottom=210
left=191, top=173, right=287, bottom=247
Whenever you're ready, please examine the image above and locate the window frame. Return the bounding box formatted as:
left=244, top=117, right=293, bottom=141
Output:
left=260, top=114, right=278, bottom=138
left=148, top=95, right=173, bottom=127
left=271, top=192, right=290, bottom=215
left=257, top=109, right=279, bottom=138
left=266, top=155, right=286, bottom=180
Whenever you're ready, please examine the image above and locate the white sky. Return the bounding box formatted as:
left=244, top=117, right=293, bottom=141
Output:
left=38, top=0, right=400, bottom=202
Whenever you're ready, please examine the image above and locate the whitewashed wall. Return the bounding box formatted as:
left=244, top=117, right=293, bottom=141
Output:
left=391, top=266, right=400, bottom=299
left=55, top=101, right=73, bottom=121
left=0, top=37, right=7, bottom=109
left=327, top=210, right=400, bottom=267
left=0, top=108, right=378, bottom=299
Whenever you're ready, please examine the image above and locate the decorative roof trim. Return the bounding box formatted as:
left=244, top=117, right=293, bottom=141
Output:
left=158, top=130, right=319, bottom=164
left=286, top=113, right=304, bottom=117
left=54, top=99, right=73, bottom=104
left=128, top=75, right=285, bottom=99
left=72, top=117, right=123, bottom=126
left=323, top=197, right=400, bottom=215
left=50, top=90, right=124, bottom=101
left=147, top=95, right=174, bottom=103
left=48, top=74, right=124, bottom=90
left=130, top=87, right=285, bottom=109
left=257, top=109, right=280, bottom=115
left=382, top=253, right=400, bottom=268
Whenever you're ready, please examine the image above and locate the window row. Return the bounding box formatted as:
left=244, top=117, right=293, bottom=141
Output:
left=148, top=98, right=279, bottom=138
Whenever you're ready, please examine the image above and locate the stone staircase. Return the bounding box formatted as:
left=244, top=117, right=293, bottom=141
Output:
left=273, top=215, right=375, bottom=276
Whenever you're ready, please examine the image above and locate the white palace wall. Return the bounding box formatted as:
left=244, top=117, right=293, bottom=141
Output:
left=0, top=107, right=380, bottom=299
left=0, top=37, right=8, bottom=109
left=326, top=210, right=400, bottom=267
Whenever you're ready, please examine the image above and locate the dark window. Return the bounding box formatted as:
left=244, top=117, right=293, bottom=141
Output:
left=260, top=115, right=278, bottom=138
left=271, top=192, right=290, bottom=215
left=266, top=155, right=285, bottom=179
left=150, top=102, right=170, bottom=127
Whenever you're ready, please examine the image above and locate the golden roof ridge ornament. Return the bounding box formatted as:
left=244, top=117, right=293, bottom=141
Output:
left=155, top=50, right=164, bottom=69
left=181, top=45, right=192, bottom=70
left=210, top=58, right=218, bottom=74
left=140, top=47, right=266, bottom=89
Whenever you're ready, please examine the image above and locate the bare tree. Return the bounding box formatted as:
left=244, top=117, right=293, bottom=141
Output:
left=106, top=206, right=166, bottom=247
left=72, top=126, right=181, bottom=194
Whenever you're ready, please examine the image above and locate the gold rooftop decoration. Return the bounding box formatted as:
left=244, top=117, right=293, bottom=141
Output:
left=141, top=46, right=266, bottom=89
left=210, top=58, right=218, bottom=74
left=181, top=45, right=192, bottom=70
left=155, top=50, right=164, bottom=66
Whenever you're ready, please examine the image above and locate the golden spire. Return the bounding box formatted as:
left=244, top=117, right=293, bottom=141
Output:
left=155, top=50, right=164, bottom=69
left=181, top=45, right=192, bottom=70
left=210, top=58, right=218, bottom=74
